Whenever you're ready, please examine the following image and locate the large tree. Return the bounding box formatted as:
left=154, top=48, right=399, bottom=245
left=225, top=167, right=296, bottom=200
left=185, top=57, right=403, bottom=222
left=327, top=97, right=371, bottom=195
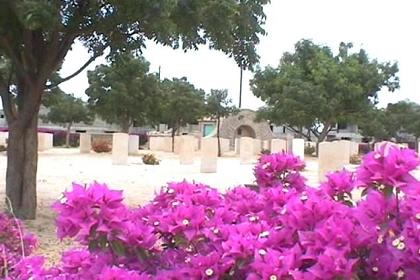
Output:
left=251, top=39, right=399, bottom=146
left=357, top=107, right=393, bottom=142
left=205, top=89, right=237, bottom=156
left=0, top=0, right=269, bottom=219
left=86, top=53, right=160, bottom=132
left=42, top=91, right=92, bottom=147
left=160, top=77, right=206, bottom=152
left=360, top=101, right=420, bottom=144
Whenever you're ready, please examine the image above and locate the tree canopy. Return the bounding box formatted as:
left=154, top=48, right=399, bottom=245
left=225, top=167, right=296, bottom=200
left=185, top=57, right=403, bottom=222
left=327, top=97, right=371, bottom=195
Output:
left=205, top=89, right=237, bottom=156
left=86, top=53, right=161, bottom=132
left=160, top=77, right=206, bottom=150
left=206, top=89, right=237, bottom=120
left=42, top=89, right=92, bottom=147
left=0, top=0, right=269, bottom=219
left=359, top=101, right=420, bottom=141
left=251, top=39, right=399, bottom=143
left=42, top=91, right=92, bottom=127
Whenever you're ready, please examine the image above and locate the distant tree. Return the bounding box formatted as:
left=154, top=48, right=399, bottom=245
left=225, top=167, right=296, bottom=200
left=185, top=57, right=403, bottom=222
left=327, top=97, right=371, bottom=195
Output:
left=205, top=89, right=237, bottom=156
left=403, top=103, right=420, bottom=145
left=358, top=107, right=394, bottom=141
left=160, top=78, right=206, bottom=152
left=86, top=53, right=161, bottom=133
left=359, top=101, right=420, bottom=145
left=0, top=0, right=268, bottom=219
left=42, top=91, right=93, bottom=147
left=251, top=40, right=399, bottom=149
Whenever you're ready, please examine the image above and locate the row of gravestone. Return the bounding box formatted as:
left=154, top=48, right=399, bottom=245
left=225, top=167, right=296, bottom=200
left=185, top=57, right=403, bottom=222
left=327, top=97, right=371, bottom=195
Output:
left=27, top=133, right=403, bottom=182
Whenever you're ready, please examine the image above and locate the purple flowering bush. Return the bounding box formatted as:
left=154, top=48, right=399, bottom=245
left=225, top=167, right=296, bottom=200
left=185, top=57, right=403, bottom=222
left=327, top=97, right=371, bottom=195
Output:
left=0, top=213, right=37, bottom=278
left=3, top=141, right=420, bottom=279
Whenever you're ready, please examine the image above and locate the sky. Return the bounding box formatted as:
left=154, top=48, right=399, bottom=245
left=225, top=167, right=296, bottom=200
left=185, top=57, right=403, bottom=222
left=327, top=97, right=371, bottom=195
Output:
left=59, top=0, right=420, bottom=110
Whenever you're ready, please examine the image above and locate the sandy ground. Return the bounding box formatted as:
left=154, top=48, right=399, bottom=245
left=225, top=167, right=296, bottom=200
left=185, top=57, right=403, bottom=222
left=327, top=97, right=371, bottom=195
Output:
left=0, top=148, right=323, bottom=263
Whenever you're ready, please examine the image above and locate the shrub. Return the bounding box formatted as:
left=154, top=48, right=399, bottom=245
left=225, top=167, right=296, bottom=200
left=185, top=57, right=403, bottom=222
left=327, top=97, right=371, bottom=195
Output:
left=92, top=140, right=111, bottom=153
left=304, top=144, right=315, bottom=156
left=52, top=130, right=80, bottom=147
left=142, top=153, right=160, bottom=165
left=4, top=142, right=420, bottom=279
left=260, top=149, right=271, bottom=155
left=138, top=132, right=148, bottom=146
left=349, top=154, right=361, bottom=164
left=358, top=142, right=371, bottom=154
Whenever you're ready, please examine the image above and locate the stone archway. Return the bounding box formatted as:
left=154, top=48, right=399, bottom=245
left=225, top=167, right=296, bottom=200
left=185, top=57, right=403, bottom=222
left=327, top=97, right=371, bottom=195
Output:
left=235, top=125, right=256, bottom=138
left=219, top=109, right=273, bottom=151
left=219, top=109, right=273, bottom=141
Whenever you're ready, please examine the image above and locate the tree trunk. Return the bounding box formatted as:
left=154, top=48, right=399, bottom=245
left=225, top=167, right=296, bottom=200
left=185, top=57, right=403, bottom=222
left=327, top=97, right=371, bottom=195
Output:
left=315, top=123, right=332, bottom=157
left=4, top=79, right=44, bottom=220
left=121, top=118, right=130, bottom=133
left=217, top=116, right=221, bottom=157
left=65, top=122, right=72, bottom=148
left=6, top=114, right=39, bottom=219
left=171, top=125, right=176, bottom=153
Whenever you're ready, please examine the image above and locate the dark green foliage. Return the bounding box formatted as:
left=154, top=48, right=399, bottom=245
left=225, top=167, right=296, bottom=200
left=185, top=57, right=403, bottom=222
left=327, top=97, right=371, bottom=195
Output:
left=43, top=92, right=92, bottom=127
left=0, top=0, right=269, bottom=219
left=304, top=145, right=315, bottom=156
left=52, top=131, right=80, bottom=147
left=160, top=77, right=206, bottom=151
left=359, top=100, right=420, bottom=141
left=205, top=89, right=237, bottom=119
left=42, top=89, right=92, bottom=147
left=86, top=53, right=161, bottom=133
left=251, top=39, right=399, bottom=143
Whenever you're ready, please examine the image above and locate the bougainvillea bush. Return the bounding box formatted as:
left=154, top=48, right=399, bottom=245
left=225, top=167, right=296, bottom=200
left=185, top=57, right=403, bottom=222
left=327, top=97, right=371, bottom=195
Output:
left=0, top=213, right=36, bottom=278
left=3, top=142, right=420, bottom=279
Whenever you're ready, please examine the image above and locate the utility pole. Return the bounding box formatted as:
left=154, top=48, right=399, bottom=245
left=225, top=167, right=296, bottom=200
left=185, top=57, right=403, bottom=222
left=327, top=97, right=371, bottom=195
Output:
left=239, top=66, right=243, bottom=108
left=158, top=65, right=161, bottom=80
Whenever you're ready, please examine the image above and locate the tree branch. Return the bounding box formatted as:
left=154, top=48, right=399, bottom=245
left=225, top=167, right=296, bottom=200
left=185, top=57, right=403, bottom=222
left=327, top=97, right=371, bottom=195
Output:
left=286, top=125, right=311, bottom=141
left=46, top=54, right=99, bottom=90
left=0, top=37, right=31, bottom=85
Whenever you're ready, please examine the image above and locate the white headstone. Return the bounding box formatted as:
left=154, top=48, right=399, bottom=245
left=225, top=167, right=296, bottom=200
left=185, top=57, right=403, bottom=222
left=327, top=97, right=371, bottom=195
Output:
left=220, top=138, right=230, bottom=154
left=286, top=135, right=294, bottom=153
left=254, top=139, right=262, bottom=155
left=349, top=141, right=359, bottom=156
left=0, top=131, right=8, bottom=146
left=38, top=133, right=53, bottom=151
left=235, top=138, right=240, bottom=155
left=112, top=133, right=129, bottom=165
left=163, top=137, right=173, bottom=152
left=149, top=136, right=160, bottom=151
left=262, top=140, right=270, bottom=151
left=240, top=137, right=254, bottom=164
left=128, top=135, right=139, bottom=155
left=318, top=141, right=351, bottom=180
left=179, top=135, right=195, bottom=164
left=271, top=139, right=287, bottom=153
left=173, top=136, right=181, bottom=154
left=79, top=133, right=91, bottom=153
left=200, top=138, right=218, bottom=173
left=374, top=141, right=387, bottom=151
left=159, top=124, right=167, bottom=132
left=292, top=138, right=305, bottom=159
